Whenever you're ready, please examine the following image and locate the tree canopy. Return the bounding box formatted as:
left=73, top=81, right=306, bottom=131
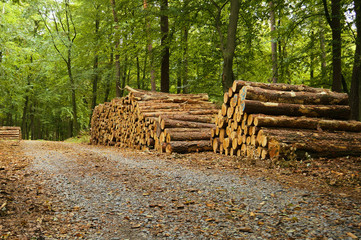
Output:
left=0, top=0, right=360, bottom=140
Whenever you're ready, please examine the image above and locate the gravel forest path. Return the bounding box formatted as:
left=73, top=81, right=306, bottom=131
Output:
left=22, top=141, right=360, bottom=239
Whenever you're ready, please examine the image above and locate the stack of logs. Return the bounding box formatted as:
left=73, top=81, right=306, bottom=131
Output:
left=0, top=126, right=21, bottom=140
left=90, top=86, right=219, bottom=153
left=211, top=80, right=361, bottom=159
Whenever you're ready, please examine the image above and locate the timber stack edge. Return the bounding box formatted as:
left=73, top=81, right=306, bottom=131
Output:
left=211, top=80, right=361, bottom=159
left=90, top=86, right=218, bottom=153
left=0, top=126, right=22, bottom=140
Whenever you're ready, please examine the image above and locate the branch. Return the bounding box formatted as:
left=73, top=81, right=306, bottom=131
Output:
left=70, top=10, right=77, bottom=43
left=210, top=0, right=225, bottom=53
left=38, top=9, right=67, bottom=64
left=322, top=0, right=332, bottom=28
left=52, top=12, right=67, bottom=47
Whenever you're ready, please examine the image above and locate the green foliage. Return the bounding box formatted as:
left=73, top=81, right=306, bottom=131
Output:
left=0, top=0, right=359, bottom=139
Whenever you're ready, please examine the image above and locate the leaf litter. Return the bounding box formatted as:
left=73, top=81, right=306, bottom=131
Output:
left=0, top=140, right=360, bottom=239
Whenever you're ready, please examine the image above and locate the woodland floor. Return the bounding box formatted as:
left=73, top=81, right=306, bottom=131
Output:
left=0, top=140, right=360, bottom=239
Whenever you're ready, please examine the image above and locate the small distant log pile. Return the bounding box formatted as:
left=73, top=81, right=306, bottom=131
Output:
left=0, top=126, right=21, bottom=140
left=90, top=86, right=218, bottom=153
left=211, top=80, right=361, bottom=159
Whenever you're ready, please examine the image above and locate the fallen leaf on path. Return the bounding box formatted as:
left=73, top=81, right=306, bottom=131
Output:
left=346, top=232, right=358, bottom=239
left=131, top=224, right=142, bottom=229
left=239, top=227, right=253, bottom=233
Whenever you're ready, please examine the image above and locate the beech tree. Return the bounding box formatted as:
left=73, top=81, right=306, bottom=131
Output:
left=210, top=0, right=241, bottom=92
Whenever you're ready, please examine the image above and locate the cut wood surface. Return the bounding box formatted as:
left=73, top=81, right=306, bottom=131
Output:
left=211, top=80, right=361, bottom=160
left=91, top=87, right=218, bottom=153
left=0, top=126, right=21, bottom=140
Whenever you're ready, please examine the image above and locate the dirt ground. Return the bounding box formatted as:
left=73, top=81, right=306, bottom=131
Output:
left=0, top=140, right=360, bottom=239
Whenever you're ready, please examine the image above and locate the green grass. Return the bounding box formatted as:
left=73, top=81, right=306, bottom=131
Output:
left=64, top=132, right=90, bottom=144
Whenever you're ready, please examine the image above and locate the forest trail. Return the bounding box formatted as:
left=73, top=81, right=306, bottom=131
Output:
left=1, top=140, right=360, bottom=239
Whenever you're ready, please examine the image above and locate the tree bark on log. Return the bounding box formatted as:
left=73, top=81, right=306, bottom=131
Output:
left=257, top=128, right=361, bottom=158
left=252, top=114, right=361, bottom=132
left=160, top=118, right=215, bottom=130
left=159, top=114, right=214, bottom=123
left=240, top=99, right=351, bottom=119
left=232, top=80, right=333, bottom=93
left=165, top=130, right=211, bottom=142
left=142, top=110, right=219, bottom=118
left=240, top=86, right=348, bottom=105
left=165, top=140, right=212, bottom=153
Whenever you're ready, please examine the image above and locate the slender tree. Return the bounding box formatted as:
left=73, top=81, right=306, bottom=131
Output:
left=322, top=0, right=342, bottom=92
left=144, top=0, right=156, bottom=91
left=38, top=0, right=78, bottom=136
left=350, top=0, right=361, bottom=120
left=269, top=1, right=278, bottom=83
left=111, top=0, right=122, bottom=97
left=160, top=0, right=170, bottom=93
left=211, top=0, right=241, bottom=92
left=91, top=3, right=100, bottom=112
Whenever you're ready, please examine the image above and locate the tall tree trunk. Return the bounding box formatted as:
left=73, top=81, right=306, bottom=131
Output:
left=67, top=59, right=78, bottom=136
left=212, top=0, right=240, bottom=92
left=182, top=24, right=189, bottom=94
left=350, top=0, right=361, bottom=120
left=104, top=51, right=113, bottom=103
left=21, top=77, right=30, bottom=139
left=177, top=59, right=182, bottom=94
left=222, top=0, right=240, bottom=91
left=136, top=56, right=140, bottom=89
left=111, top=0, right=122, bottom=97
left=322, top=0, right=342, bottom=92
left=92, top=54, right=99, bottom=109
left=160, top=0, right=170, bottom=93
left=142, top=47, right=148, bottom=89
left=181, top=0, right=190, bottom=94
left=269, top=1, right=278, bottom=83
left=144, top=0, right=156, bottom=91
left=277, top=17, right=283, bottom=83
left=91, top=11, right=100, bottom=112
left=65, top=0, right=78, bottom=136
left=30, top=102, right=35, bottom=140
left=310, top=31, right=315, bottom=84
left=121, top=53, right=128, bottom=97
left=22, top=20, right=38, bottom=139
left=319, top=18, right=327, bottom=85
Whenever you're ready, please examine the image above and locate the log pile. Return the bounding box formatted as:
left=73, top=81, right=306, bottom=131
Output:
left=90, top=86, right=218, bottom=153
left=211, top=80, right=361, bottom=159
left=0, top=126, right=21, bottom=140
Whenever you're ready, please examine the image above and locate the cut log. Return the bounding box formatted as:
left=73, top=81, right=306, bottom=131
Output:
left=160, top=119, right=215, bottom=130
left=240, top=99, right=351, bottom=120
left=240, top=86, right=348, bottom=105
left=158, top=114, right=215, bottom=123
left=212, top=138, right=220, bottom=153
left=142, top=109, right=219, bottom=118
left=165, top=140, right=212, bottom=153
left=232, top=80, right=334, bottom=94
left=259, top=128, right=361, bottom=158
left=165, top=129, right=211, bottom=142
left=252, top=114, right=361, bottom=132
left=126, top=85, right=209, bottom=101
